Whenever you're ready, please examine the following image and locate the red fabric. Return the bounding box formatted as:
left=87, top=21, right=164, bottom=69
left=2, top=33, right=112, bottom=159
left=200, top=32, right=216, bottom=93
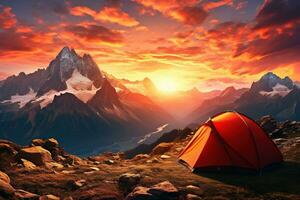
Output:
left=179, top=112, right=283, bottom=170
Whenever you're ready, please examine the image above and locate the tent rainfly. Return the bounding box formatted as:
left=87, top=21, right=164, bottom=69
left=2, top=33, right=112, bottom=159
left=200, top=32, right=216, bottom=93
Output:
left=178, top=112, right=283, bottom=171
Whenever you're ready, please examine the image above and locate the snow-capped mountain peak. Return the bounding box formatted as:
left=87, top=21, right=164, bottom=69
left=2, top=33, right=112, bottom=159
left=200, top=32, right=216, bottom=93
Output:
left=251, top=72, right=294, bottom=93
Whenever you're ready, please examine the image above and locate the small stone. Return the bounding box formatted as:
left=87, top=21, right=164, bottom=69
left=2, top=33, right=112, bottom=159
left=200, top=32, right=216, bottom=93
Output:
left=39, top=194, right=60, bottom=200
left=186, top=194, right=202, bottom=200
left=90, top=167, right=100, bottom=171
left=133, top=154, right=150, bottom=160
left=104, top=160, right=114, bottom=165
left=160, top=155, right=171, bottom=159
left=185, top=185, right=204, bottom=196
left=46, top=162, right=64, bottom=169
left=67, top=179, right=86, bottom=190
left=14, top=189, right=39, bottom=199
left=146, top=158, right=159, bottom=164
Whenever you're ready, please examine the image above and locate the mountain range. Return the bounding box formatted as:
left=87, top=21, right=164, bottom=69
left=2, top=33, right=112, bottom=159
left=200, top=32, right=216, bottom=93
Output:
left=0, top=47, right=173, bottom=155
left=187, top=72, right=300, bottom=125
left=0, top=47, right=299, bottom=155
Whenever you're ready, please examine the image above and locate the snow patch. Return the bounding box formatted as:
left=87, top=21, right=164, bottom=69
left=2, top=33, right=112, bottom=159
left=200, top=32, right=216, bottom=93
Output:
left=260, top=83, right=292, bottom=97
left=2, top=88, right=37, bottom=108
left=66, top=69, right=94, bottom=90
left=34, top=70, right=99, bottom=108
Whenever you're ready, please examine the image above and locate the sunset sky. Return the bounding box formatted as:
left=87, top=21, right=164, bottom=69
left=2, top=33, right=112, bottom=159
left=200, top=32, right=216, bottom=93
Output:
left=0, top=0, right=299, bottom=91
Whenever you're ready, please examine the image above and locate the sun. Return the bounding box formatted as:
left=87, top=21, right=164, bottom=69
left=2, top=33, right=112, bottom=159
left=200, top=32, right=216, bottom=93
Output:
left=155, top=78, right=177, bottom=93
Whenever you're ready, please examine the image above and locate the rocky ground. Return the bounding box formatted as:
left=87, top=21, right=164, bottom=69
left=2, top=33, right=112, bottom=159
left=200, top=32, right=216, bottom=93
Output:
left=0, top=116, right=300, bottom=200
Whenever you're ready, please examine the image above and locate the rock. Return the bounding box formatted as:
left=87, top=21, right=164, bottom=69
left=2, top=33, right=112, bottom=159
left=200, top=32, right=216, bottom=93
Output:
left=67, top=179, right=86, bottom=190
left=185, top=185, right=204, bottom=196
left=104, top=159, right=114, bottom=165
left=46, top=162, right=64, bottom=169
left=186, top=194, right=202, bottom=200
left=0, top=171, right=10, bottom=184
left=0, top=180, right=15, bottom=198
left=146, top=158, right=159, bottom=164
left=258, top=115, right=278, bottom=134
left=19, top=146, right=52, bottom=166
left=61, top=170, right=76, bottom=174
left=32, top=139, right=61, bottom=161
left=148, top=181, right=178, bottom=198
left=175, top=147, right=183, bottom=152
left=125, top=186, right=153, bottom=200
left=0, top=142, right=18, bottom=170
left=160, top=155, right=171, bottom=159
left=64, top=155, right=86, bottom=166
left=20, top=159, right=37, bottom=170
left=126, top=181, right=179, bottom=200
left=118, top=173, right=141, bottom=195
left=90, top=167, right=100, bottom=171
left=14, top=189, right=39, bottom=199
left=133, top=154, right=150, bottom=161
left=39, top=194, right=60, bottom=200
left=32, top=139, right=46, bottom=147
left=151, top=143, right=173, bottom=155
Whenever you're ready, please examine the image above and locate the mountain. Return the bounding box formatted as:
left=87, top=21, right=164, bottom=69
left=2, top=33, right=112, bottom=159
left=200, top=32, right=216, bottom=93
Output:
left=37, top=47, right=103, bottom=96
left=187, top=72, right=300, bottom=125
left=186, top=86, right=248, bottom=124
left=0, top=47, right=173, bottom=155
left=235, top=72, right=299, bottom=120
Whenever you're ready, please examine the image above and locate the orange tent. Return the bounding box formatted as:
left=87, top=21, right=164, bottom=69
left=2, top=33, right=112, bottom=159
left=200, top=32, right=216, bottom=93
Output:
left=178, top=112, right=283, bottom=171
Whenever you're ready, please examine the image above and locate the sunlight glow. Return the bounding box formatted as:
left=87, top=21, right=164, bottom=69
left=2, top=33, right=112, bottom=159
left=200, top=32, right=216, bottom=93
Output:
left=155, top=78, right=177, bottom=93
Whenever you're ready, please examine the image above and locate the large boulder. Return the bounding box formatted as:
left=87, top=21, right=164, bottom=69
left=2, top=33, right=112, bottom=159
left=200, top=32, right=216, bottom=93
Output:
left=148, top=181, right=179, bottom=198
left=39, top=194, right=60, bottom=200
left=0, top=171, right=10, bottom=184
left=0, top=141, right=19, bottom=170
left=118, top=173, right=141, bottom=195
left=32, top=138, right=61, bottom=161
left=20, top=159, right=37, bottom=170
left=0, top=180, right=15, bottom=199
left=125, top=187, right=153, bottom=200
left=151, top=143, right=173, bottom=155
left=19, top=146, right=52, bottom=166
left=126, top=181, right=179, bottom=200
left=257, top=116, right=278, bottom=134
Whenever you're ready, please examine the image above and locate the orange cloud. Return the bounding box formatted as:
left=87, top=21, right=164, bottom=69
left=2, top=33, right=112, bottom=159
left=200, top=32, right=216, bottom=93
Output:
left=0, top=6, right=17, bottom=29
left=134, top=0, right=207, bottom=25
left=70, top=6, right=96, bottom=16
left=170, top=6, right=207, bottom=25
left=70, top=6, right=139, bottom=27
left=203, top=0, right=233, bottom=11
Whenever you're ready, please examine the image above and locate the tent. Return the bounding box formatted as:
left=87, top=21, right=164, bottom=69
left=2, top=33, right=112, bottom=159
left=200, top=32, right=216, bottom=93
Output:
left=178, top=111, right=283, bottom=171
